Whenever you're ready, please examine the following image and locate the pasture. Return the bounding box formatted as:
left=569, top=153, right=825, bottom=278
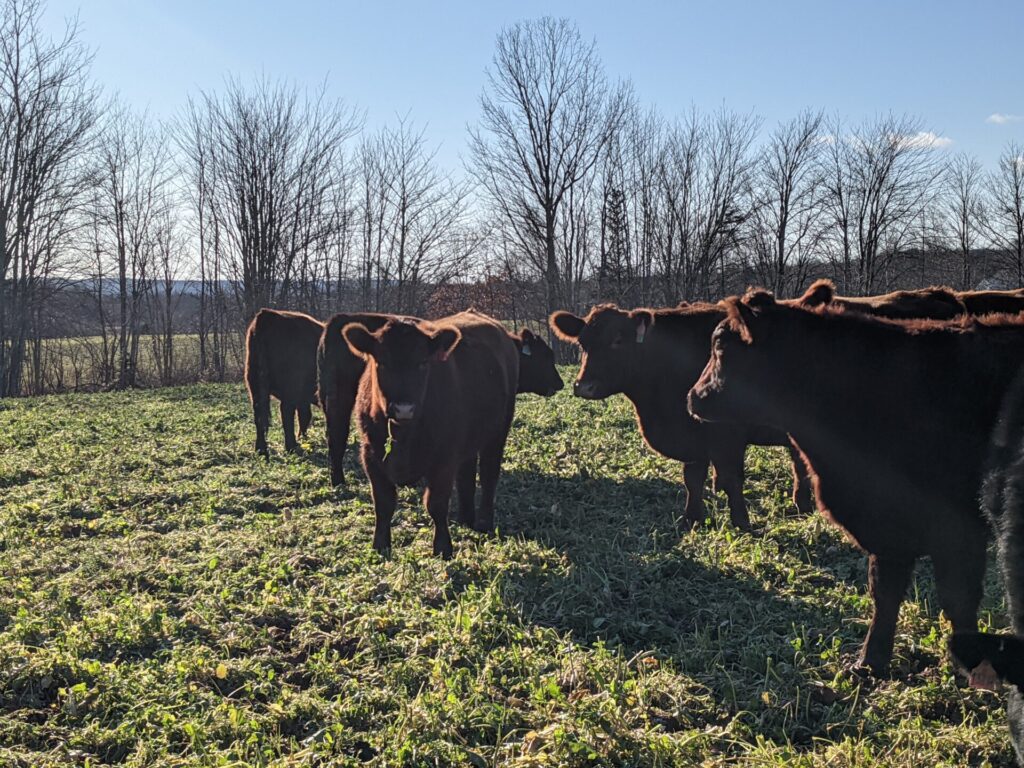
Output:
left=0, top=379, right=1014, bottom=766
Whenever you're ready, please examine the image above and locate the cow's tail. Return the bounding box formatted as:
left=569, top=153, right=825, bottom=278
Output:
left=246, top=312, right=272, bottom=454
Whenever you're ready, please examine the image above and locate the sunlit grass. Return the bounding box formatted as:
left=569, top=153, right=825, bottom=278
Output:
left=0, top=374, right=1013, bottom=766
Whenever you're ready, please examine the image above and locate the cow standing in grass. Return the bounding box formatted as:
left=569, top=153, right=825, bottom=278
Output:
left=342, top=311, right=519, bottom=558
left=550, top=303, right=813, bottom=531
left=688, top=290, right=1024, bottom=674
left=245, top=309, right=324, bottom=456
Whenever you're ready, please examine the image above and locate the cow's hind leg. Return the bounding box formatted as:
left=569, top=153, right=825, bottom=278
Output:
left=297, top=402, right=313, bottom=439
left=680, top=459, right=710, bottom=530
left=325, top=386, right=357, bottom=487
left=454, top=457, right=477, bottom=526
left=253, top=391, right=270, bottom=458
left=425, top=464, right=457, bottom=559
left=860, top=555, right=915, bottom=675
left=933, top=527, right=986, bottom=636
left=280, top=400, right=299, bottom=452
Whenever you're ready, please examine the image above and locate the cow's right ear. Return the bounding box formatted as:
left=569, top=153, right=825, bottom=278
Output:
left=549, top=311, right=585, bottom=341
left=342, top=323, right=379, bottom=359
left=798, top=279, right=835, bottom=308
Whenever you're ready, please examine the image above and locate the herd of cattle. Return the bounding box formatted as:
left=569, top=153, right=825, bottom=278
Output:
left=243, top=281, right=1024, bottom=762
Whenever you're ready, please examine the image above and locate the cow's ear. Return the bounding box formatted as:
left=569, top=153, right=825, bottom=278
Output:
left=428, top=326, right=461, bottom=361
left=549, top=311, right=585, bottom=341
left=743, top=288, right=776, bottom=311
left=342, top=323, right=379, bottom=359
left=798, top=279, right=835, bottom=308
left=519, top=328, right=535, bottom=356
left=630, top=309, right=654, bottom=344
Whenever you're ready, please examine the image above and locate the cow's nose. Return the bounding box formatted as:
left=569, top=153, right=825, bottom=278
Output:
left=574, top=380, right=596, bottom=398
left=390, top=402, right=416, bottom=421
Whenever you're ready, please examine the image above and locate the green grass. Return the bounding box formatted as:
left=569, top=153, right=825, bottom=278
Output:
left=0, top=373, right=1015, bottom=766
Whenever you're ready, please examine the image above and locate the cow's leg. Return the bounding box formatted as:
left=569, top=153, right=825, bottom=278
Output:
left=297, top=402, right=313, bottom=439
left=680, top=459, right=710, bottom=530
left=933, top=528, right=986, bottom=636
left=476, top=431, right=510, bottom=534
left=711, top=450, right=750, bottom=531
left=454, top=456, right=477, bottom=526
left=280, top=400, right=298, bottom=452
left=860, top=555, right=915, bottom=674
left=364, top=450, right=397, bottom=555
left=425, top=464, right=457, bottom=559
left=325, top=386, right=357, bottom=487
left=788, top=446, right=814, bottom=515
left=253, top=391, right=270, bottom=458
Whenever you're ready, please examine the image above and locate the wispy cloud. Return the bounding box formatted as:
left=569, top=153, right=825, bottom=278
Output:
left=987, top=113, right=1023, bottom=125
left=897, top=131, right=954, bottom=150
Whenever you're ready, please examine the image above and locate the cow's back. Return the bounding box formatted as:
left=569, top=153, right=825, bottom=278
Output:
left=959, top=289, right=1024, bottom=316
left=247, top=309, right=323, bottom=403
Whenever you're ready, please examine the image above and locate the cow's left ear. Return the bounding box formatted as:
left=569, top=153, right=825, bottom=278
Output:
left=427, top=326, right=461, bottom=361
left=630, top=310, right=654, bottom=344
left=519, top=328, right=535, bottom=356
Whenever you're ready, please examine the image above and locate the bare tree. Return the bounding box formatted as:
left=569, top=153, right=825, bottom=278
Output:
left=178, top=78, right=361, bottom=320
left=943, top=153, right=986, bottom=289
left=747, top=109, right=825, bottom=296
left=469, top=17, right=628, bottom=319
left=92, top=105, right=172, bottom=388
left=356, top=117, right=479, bottom=314
left=986, top=143, right=1024, bottom=285
left=0, top=0, right=99, bottom=396
left=820, top=114, right=944, bottom=293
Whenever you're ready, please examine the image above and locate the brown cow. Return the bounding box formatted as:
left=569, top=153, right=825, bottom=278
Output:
left=550, top=303, right=813, bottom=530
left=793, top=279, right=967, bottom=319
left=688, top=290, right=1024, bottom=674
left=343, top=311, right=519, bottom=558
left=957, top=288, right=1024, bottom=316
left=317, top=312, right=395, bottom=487
left=245, top=309, right=324, bottom=456
left=318, top=312, right=561, bottom=487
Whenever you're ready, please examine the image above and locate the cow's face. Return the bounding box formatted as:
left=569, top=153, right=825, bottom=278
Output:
left=549, top=306, right=652, bottom=399
left=688, top=291, right=779, bottom=426
left=516, top=329, right=563, bottom=396
left=343, top=320, right=460, bottom=423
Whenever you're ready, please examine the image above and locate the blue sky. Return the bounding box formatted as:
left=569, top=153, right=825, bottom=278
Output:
left=41, top=0, right=1023, bottom=171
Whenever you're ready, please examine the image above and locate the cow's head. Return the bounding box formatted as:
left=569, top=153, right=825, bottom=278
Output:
left=515, top=328, right=563, bottom=396
left=343, top=319, right=461, bottom=423
left=549, top=305, right=653, bottom=399
left=687, top=288, right=786, bottom=427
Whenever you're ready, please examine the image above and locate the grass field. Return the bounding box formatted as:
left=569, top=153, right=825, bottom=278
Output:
left=0, top=377, right=1015, bottom=766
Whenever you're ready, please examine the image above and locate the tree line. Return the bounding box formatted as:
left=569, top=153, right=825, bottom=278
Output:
left=1, top=4, right=1021, bottom=396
